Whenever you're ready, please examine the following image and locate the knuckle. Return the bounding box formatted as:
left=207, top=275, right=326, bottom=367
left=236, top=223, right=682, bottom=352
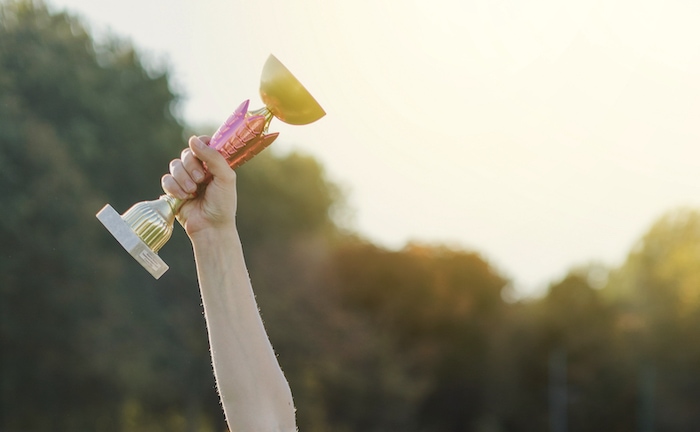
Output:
left=221, top=169, right=237, bottom=184
left=180, top=148, right=192, bottom=160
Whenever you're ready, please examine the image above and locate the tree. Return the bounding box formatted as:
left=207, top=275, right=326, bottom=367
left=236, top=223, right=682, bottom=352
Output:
left=539, top=273, right=635, bottom=432
left=605, top=208, right=700, bottom=430
left=329, top=240, right=509, bottom=431
left=1, top=1, right=211, bottom=429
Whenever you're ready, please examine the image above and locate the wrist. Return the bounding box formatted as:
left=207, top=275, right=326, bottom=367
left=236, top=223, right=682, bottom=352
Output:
left=190, top=222, right=249, bottom=301
left=189, top=223, right=240, bottom=251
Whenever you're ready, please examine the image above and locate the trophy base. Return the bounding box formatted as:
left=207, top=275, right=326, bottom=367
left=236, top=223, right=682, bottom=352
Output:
left=96, top=204, right=169, bottom=279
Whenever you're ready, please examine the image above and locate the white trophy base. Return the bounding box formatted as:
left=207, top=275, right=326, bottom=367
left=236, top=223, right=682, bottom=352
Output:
left=96, top=204, right=169, bottom=279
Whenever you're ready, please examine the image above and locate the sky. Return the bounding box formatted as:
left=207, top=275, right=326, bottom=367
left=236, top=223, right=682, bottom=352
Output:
left=47, top=0, right=700, bottom=296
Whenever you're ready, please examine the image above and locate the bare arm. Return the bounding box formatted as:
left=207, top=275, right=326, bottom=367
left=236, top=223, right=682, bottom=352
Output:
left=162, top=136, right=297, bottom=432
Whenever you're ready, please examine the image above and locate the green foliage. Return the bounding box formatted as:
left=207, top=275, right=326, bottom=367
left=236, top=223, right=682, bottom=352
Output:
left=540, top=275, right=636, bottom=430
left=0, top=2, right=212, bottom=431
left=604, top=208, right=700, bottom=430
left=236, top=150, right=342, bottom=246
left=333, top=241, right=506, bottom=342
left=330, top=241, right=509, bottom=430
left=608, top=208, right=700, bottom=316
left=0, top=1, right=185, bottom=428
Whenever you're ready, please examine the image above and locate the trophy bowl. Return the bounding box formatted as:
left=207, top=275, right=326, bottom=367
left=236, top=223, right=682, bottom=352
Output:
left=96, top=54, right=325, bottom=279
left=260, top=55, right=325, bottom=125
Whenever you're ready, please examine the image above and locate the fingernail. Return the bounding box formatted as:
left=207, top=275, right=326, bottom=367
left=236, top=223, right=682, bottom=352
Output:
left=192, top=170, right=203, bottom=181
left=193, top=137, right=206, bottom=148
left=185, top=179, right=196, bottom=192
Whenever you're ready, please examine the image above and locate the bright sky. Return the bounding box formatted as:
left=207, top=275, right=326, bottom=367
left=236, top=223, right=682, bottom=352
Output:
left=49, top=0, right=700, bottom=296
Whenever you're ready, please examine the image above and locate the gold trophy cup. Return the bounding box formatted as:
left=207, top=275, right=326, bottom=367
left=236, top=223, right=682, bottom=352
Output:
left=96, top=55, right=325, bottom=279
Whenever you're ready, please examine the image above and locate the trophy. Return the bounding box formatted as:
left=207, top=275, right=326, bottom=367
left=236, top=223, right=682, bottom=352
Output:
left=96, top=54, right=325, bottom=279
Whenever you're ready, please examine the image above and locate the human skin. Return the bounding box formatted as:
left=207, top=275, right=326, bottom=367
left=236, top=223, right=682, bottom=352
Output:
left=161, top=135, right=297, bottom=432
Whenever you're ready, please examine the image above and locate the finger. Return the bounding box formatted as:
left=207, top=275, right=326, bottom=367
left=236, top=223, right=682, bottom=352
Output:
left=169, top=158, right=198, bottom=194
left=189, top=135, right=234, bottom=180
left=161, top=174, right=191, bottom=200
left=180, top=148, right=206, bottom=183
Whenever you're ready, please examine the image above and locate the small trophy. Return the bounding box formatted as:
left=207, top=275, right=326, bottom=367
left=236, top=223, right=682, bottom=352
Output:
left=96, top=55, right=325, bottom=279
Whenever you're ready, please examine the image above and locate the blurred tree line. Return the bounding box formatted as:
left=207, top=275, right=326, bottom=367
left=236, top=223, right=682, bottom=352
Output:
left=1, top=1, right=699, bottom=431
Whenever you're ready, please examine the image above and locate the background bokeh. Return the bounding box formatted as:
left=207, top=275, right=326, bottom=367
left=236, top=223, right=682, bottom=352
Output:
left=42, top=0, right=700, bottom=295
left=2, top=1, right=700, bottom=431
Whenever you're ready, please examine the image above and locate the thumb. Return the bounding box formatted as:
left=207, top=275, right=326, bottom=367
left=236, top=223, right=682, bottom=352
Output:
left=188, top=135, right=233, bottom=179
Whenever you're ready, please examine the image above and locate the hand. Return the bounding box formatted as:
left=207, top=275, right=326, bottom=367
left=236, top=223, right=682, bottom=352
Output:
left=161, top=135, right=238, bottom=238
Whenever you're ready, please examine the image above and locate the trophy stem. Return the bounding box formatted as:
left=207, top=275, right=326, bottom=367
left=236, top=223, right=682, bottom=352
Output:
left=248, top=107, right=274, bottom=132
left=162, top=194, right=185, bottom=215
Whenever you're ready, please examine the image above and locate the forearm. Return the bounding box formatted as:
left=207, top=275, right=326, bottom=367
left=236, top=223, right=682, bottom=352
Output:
left=191, top=226, right=297, bottom=432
